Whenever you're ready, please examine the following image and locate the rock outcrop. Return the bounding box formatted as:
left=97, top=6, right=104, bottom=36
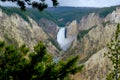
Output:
left=78, top=13, right=102, bottom=31
left=39, top=18, right=59, bottom=39
left=105, top=7, right=120, bottom=23
left=0, top=9, right=60, bottom=57
left=66, top=20, right=78, bottom=38
left=64, top=7, right=120, bottom=80
left=72, top=48, right=112, bottom=80
left=1, top=6, right=120, bottom=80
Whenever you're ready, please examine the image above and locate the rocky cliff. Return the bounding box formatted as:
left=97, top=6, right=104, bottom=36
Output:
left=0, top=9, right=60, bottom=57
left=66, top=20, right=78, bottom=38
left=72, top=48, right=112, bottom=80
left=0, top=6, right=120, bottom=80
left=64, top=10, right=117, bottom=58
left=78, top=13, right=102, bottom=31
left=39, top=18, right=59, bottom=39
left=64, top=7, right=120, bottom=80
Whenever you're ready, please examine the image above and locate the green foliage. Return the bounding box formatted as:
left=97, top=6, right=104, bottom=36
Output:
left=77, top=30, right=89, bottom=41
left=0, top=6, right=30, bottom=24
left=47, top=7, right=99, bottom=26
left=105, top=24, right=120, bottom=80
left=26, top=8, right=57, bottom=24
left=0, top=41, right=26, bottom=80
left=4, top=33, right=18, bottom=47
left=0, top=41, right=83, bottom=80
left=102, top=20, right=110, bottom=27
left=48, top=37, right=62, bottom=51
left=98, top=5, right=120, bottom=18
left=106, top=71, right=115, bottom=80
left=47, top=6, right=118, bottom=26
left=0, top=0, right=58, bottom=11
left=0, top=5, right=118, bottom=27
left=77, top=25, right=97, bottom=41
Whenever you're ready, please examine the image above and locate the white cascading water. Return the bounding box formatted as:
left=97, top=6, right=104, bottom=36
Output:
left=57, top=27, right=74, bottom=51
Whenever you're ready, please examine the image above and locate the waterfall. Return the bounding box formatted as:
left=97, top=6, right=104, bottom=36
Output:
left=57, top=27, right=74, bottom=51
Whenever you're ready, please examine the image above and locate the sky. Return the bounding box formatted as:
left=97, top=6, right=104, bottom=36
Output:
left=0, top=0, right=120, bottom=8
left=59, top=0, right=120, bottom=7
left=57, top=0, right=120, bottom=7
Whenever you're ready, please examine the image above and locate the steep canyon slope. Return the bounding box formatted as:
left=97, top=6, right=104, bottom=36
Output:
left=65, top=7, right=120, bottom=80
left=0, top=8, right=60, bottom=57
left=0, top=6, right=120, bottom=80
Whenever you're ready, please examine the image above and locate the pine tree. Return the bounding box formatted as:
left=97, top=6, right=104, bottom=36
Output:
left=0, top=41, right=84, bottom=80
left=105, top=24, right=120, bottom=80
left=0, top=0, right=58, bottom=11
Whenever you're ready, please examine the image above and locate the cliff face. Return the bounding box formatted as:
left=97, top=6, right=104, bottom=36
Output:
left=78, top=13, right=102, bottom=31
left=72, top=48, right=112, bottom=80
left=64, top=7, right=120, bottom=80
left=39, top=18, right=59, bottom=39
left=0, top=9, right=60, bottom=57
left=105, top=8, right=120, bottom=23
left=65, top=11, right=117, bottom=58
left=66, top=20, right=78, bottom=38
left=0, top=6, right=120, bottom=80
left=78, top=23, right=116, bottom=59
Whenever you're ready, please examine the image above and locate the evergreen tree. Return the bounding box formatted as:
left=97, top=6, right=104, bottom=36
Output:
left=0, top=0, right=58, bottom=11
left=0, top=41, right=83, bottom=80
left=105, top=24, right=120, bottom=80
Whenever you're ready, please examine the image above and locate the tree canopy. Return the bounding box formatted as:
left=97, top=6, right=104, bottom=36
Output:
left=0, top=41, right=84, bottom=80
left=0, top=0, right=58, bottom=11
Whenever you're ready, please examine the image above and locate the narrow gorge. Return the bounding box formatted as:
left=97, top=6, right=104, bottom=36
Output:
left=0, top=5, right=120, bottom=80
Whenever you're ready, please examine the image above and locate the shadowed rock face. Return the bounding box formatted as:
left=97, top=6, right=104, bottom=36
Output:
left=39, top=18, right=59, bottom=39
left=0, top=9, right=60, bottom=57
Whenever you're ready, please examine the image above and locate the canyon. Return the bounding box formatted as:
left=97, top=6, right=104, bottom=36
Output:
left=0, top=6, right=120, bottom=80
